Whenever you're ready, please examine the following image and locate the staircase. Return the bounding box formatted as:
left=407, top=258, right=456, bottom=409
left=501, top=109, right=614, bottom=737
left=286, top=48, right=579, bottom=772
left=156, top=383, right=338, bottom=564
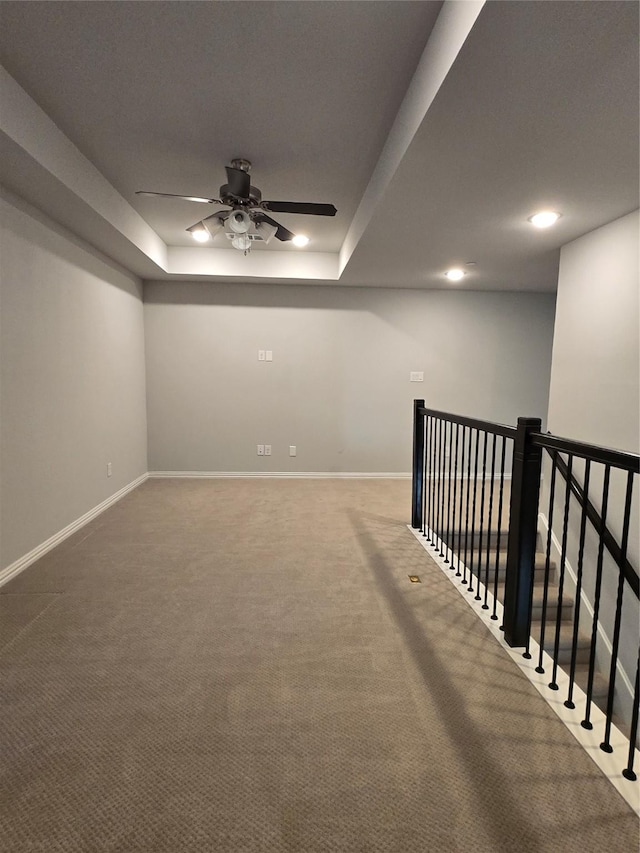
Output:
left=480, top=532, right=610, bottom=708
left=439, top=525, right=611, bottom=713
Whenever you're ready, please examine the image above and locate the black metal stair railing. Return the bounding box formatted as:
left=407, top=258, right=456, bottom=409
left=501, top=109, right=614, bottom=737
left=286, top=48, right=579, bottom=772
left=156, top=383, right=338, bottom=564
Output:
left=411, top=399, right=640, bottom=781
left=530, top=432, right=640, bottom=780
left=411, top=400, right=518, bottom=621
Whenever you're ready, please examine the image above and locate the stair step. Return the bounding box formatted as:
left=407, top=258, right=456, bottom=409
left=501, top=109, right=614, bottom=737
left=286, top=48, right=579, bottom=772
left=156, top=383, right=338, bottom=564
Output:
left=567, top=666, right=609, bottom=703
left=530, top=661, right=609, bottom=702
left=470, top=554, right=556, bottom=581
left=441, top=529, right=510, bottom=551
left=495, top=583, right=575, bottom=622
left=531, top=586, right=574, bottom=620
left=530, top=620, right=590, bottom=665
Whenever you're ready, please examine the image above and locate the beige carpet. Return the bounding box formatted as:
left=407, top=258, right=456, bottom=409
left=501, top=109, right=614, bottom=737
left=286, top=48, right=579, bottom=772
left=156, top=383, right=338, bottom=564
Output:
left=1, top=479, right=637, bottom=852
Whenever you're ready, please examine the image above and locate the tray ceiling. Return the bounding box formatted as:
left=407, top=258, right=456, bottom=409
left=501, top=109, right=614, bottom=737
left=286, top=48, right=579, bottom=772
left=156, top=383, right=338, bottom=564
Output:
left=0, top=1, right=637, bottom=289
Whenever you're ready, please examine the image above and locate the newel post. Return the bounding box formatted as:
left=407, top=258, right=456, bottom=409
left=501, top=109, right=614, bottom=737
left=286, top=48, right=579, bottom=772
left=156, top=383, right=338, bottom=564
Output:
left=503, top=417, right=542, bottom=648
left=411, top=399, right=426, bottom=530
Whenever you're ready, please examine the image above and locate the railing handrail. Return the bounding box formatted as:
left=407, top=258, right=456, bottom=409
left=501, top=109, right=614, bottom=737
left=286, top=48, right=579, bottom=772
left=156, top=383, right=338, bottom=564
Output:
left=418, top=406, right=517, bottom=440
left=532, top=431, right=640, bottom=473
left=553, top=452, right=639, bottom=599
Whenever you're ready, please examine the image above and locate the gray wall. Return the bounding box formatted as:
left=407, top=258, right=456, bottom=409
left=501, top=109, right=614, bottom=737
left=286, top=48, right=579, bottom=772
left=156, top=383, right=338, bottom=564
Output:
left=544, top=210, right=639, bottom=722
left=546, top=209, right=639, bottom=570
left=144, top=282, right=556, bottom=473
left=0, top=191, right=148, bottom=570
left=548, top=209, right=639, bottom=454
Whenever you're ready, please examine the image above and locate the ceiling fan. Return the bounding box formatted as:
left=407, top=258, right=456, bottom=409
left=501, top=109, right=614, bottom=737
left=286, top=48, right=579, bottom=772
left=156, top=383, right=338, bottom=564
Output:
left=136, top=159, right=337, bottom=253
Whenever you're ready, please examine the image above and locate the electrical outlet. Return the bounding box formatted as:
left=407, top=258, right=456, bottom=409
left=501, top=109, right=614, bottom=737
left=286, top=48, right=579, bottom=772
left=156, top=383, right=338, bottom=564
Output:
left=289, top=446, right=297, bottom=457
left=410, top=371, right=424, bottom=382
left=107, top=462, right=112, bottom=477
left=257, top=444, right=265, bottom=456
left=258, top=350, right=266, bottom=361
left=265, top=445, right=272, bottom=456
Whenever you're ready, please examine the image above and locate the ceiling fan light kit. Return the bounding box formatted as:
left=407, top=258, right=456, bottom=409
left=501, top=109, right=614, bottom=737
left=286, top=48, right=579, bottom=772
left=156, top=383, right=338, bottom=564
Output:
left=228, top=209, right=251, bottom=234
left=254, top=220, right=278, bottom=244
left=186, top=221, right=210, bottom=242
left=230, top=234, right=252, bottom=252
left=137, top=159, right=337, bottom=254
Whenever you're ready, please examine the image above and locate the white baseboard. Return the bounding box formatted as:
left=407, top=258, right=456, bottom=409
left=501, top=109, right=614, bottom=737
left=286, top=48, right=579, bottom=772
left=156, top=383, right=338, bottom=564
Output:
left=147, top=471, right=510, bottom=481
left=421, top=472, right=512, bottom=481
left=148, top=471, right=411, bottom=479
left=0, top=473, right=148, bottom=588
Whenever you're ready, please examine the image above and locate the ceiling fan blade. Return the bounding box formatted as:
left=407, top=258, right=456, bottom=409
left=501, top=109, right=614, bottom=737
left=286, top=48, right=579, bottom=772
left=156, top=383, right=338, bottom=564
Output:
left=203, top=209, right=230, bottom=224
left=262, top=201, right=337, bottom=216
left=136, top=191, right=219, bottom=204
left=255, top=213, right=295, bottom=242
left=225, top=166, right=251, bottom=199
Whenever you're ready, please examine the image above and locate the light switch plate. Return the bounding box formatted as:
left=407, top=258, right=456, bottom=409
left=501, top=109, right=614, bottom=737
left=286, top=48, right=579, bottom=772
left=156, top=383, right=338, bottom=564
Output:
left=410, top=371, right=424, bottom=382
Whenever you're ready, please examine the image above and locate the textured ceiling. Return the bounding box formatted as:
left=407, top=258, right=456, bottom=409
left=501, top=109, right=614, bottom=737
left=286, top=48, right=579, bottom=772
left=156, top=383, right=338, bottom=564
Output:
left=0, top=1, right=637, bottom=289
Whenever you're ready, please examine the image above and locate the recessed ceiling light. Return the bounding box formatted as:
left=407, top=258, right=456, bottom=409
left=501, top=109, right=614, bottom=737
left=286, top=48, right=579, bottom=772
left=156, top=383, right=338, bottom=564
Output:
left=292, top=234, right=309, bottom=247
left=445, top=268, right=465, bottom=281
left=528, top=210, right=561, bottom=229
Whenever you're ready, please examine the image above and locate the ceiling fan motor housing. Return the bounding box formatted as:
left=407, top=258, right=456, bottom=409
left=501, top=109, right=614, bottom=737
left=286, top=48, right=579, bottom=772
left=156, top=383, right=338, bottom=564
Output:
left=219, top=184, right=262, bottom=207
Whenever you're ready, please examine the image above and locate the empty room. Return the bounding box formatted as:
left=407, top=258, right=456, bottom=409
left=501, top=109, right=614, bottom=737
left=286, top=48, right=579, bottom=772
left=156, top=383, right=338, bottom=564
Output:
left=1, top=2, right=638, bottom=851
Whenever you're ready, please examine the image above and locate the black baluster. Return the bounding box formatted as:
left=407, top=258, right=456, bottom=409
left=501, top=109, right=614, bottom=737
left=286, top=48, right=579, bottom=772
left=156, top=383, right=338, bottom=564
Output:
left=439, top=421, right=447, bottom=557
left=421, top=415, right=428, bottom=536
left=435, top=418, right=443, bottom=553
left=475, top=431, right=488, bottom=601
left=451, top=423, right=460, bottom=574
left=484, top=434, right=497, bottom=610
left=431, top=418, right=439, bottom=548
left=549, top=455, right=573, bottom=690
left=581, top=465, right=611, bottom=731
left=492, top=437, right=507, bottom=621
left=463, top=426, right=473, bottom=585
left=425, top=416, right=433, bottom=541
left=468, top=430, right=480, bottom=594
left=565, top=460, right=591, bottom=710
left=535, top=451, right=558, bottom=671
left=445, top=420, right=453, bottom=564
left=622, top=655, right=639, bottom=781
left=600, top=470, right=635, bottom=752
